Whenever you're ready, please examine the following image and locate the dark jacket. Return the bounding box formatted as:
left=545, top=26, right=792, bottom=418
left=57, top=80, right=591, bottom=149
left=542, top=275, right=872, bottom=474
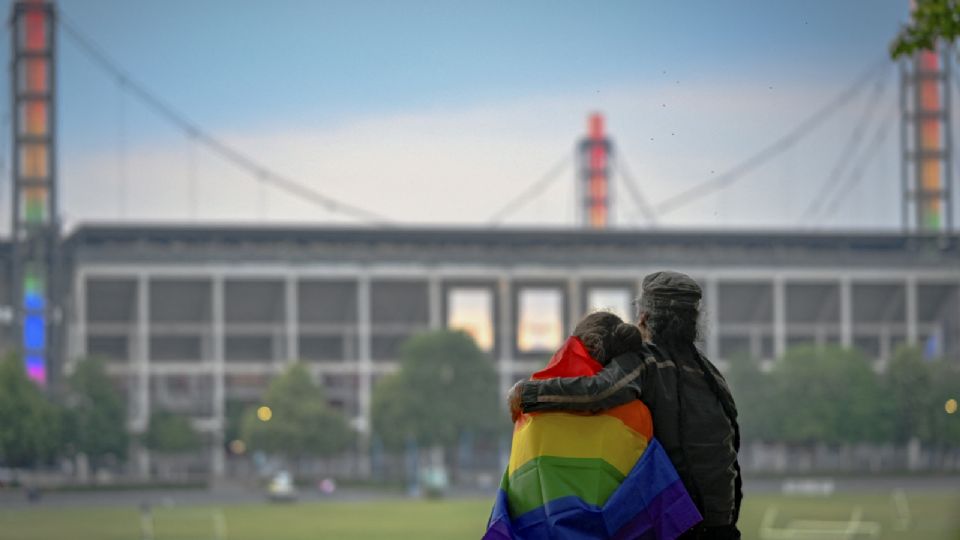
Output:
left=519, top=342, right=742, bottom=528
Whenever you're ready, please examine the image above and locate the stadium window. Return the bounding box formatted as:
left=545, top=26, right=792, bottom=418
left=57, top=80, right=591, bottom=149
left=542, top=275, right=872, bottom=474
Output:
left=446, top=287, right=494, bottom=352
left=585, top=287, right=632, bottom=321
left=517, top=287, right=563, bottom=354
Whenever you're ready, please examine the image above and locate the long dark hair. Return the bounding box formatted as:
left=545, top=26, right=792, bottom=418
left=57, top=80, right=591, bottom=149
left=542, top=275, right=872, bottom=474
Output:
left=572, top=311, right=645, bottom=365
left=637, top=296, right=700, bottom=349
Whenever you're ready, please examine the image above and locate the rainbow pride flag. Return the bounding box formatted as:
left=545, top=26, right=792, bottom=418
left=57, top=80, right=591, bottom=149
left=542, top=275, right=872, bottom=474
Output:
left=484, top=337, right=701, bottom=540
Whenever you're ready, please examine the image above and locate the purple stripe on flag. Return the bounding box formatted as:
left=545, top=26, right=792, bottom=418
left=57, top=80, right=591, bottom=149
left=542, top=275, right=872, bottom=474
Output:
left=483, top=489, right=516, bottom=540
left=602, top=438, right=701, bottom=537
left=483, top=519, right=514, bottom=540
left=611, top=479, right=701, bottom=540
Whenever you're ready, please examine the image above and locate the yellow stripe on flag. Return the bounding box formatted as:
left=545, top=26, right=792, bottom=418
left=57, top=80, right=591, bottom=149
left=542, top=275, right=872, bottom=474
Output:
left=508, top=413, right=649, bottom=477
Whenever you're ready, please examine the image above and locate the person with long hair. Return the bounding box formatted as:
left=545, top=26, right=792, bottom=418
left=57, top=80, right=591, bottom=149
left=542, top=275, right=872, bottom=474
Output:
left=509, top=272, right=743, bottom=540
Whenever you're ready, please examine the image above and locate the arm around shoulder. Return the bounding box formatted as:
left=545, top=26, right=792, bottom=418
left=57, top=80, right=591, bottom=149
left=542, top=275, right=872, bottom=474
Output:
left=519, top=350, right=647, bottom=413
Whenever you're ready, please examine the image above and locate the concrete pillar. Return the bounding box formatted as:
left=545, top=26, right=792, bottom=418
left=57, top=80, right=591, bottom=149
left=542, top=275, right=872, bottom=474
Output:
left=285, top=274, right=298, bottom=362
left=706, top=276, right=720, bottom=360
left=497, top=276, right=513, bottom=402
left=133, top=445, right=150, bottom=483
left=840, top=277, right=853, bottom=348
left=356, top=274, right=372, bottom=478
left=773, top=276, right=786, bottom=360
left=211, top=275, right=225, bottom=478
left=72, top=270, right=87, bottom=367
left=496, top=274, right=514, bottom=475
left=636, top=277, right=646, bottom=322
left=428, top=274, right=442, bottom=330
left=906, top=276, right=918, bottom=346
left=567, top=277, right=581, bottom=333
left=135, top=273, right=151, bottom=479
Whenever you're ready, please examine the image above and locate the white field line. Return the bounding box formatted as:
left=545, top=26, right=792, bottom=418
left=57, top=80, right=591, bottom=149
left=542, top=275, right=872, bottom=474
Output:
left=213, top=508, right=228, bottom=540
left=139, top=508, right=155, bottom=540
left=892, top=488, right=911, bottom=531
left=760, top=505, right=882, bottom=540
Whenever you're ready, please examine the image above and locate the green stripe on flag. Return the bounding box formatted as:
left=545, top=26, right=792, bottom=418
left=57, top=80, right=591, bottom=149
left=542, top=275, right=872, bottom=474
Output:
left=506, top=455, right=625, bottom=517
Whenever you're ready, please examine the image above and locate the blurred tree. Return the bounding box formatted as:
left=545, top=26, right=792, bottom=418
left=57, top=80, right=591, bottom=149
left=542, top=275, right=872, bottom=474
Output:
left=242, top=363, right=352, bottom=462
left=724, top=353, right=780, bottom=442
left=371, top=330, right=501, bottom=453
left=770, top=345, right=888, bottom=446
left=730, top=343, right=960, bottom=453
left=0, top=354, right=60, bottom=467
left=925, top=361, right=960, bottom=448
left=883, top=346, right=934, bottom=444
left=145, top=411, right=201, bottom=454
left=891, top=0, right=960, bottom=58
left=371, top=373, right=410, bottom=451
left=60, top=357, right=129, bottom=468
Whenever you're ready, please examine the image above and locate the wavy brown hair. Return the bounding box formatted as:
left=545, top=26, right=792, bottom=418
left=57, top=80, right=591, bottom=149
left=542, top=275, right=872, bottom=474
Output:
left=572, top=311, right=645, bottom=365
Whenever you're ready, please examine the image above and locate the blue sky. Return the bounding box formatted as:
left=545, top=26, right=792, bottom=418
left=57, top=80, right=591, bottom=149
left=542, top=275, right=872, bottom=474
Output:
left=1, top=0, right=932, bottom=229
left=54, top=1, right=905, bottom=135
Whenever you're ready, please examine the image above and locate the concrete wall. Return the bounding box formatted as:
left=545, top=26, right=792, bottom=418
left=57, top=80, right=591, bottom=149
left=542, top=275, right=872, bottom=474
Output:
left=65, top=259, right=960, bottom=476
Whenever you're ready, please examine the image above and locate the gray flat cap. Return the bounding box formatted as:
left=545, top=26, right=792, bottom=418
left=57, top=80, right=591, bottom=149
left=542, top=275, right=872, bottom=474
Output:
left=640, top=271, right=702, bottom=302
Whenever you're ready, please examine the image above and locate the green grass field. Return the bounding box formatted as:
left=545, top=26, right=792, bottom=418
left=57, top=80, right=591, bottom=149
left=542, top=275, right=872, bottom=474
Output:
left=0, top=491, right=958, bottom=540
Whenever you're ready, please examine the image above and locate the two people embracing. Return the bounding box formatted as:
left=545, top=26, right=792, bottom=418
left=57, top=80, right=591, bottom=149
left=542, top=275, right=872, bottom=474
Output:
left=485, top=271, right=742, bottom=540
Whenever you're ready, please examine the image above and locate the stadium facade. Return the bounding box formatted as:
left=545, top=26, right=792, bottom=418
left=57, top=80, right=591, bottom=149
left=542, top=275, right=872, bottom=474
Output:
left=1, top=223, right=956, bottom=475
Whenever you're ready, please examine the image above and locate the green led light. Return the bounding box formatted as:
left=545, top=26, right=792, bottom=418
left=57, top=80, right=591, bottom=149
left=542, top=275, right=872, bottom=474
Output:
left=24, top=268, right=43, bottom=294
left=25, top=199, right=44, bottom=222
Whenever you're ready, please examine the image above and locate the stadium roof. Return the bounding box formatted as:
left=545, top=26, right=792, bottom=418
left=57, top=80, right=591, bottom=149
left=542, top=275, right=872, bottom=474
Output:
left=59, top=223, right=960, bottom=269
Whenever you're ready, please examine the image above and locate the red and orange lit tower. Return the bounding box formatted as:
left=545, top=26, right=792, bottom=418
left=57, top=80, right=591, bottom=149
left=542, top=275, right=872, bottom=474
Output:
left=900, top=39, right=953, bottom=232
left=577, top=113, right=613, bottom=229
left=10, top=0, right=59, bottom=386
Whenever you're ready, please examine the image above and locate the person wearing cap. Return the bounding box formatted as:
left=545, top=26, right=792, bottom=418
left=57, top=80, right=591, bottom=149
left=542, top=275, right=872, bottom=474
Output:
left=508, top=271, right=743, bottom=540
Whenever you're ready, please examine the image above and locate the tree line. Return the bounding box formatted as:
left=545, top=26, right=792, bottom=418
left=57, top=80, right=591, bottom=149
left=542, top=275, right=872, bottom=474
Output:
left=3, top=334, right=958, bottom=477
left=0, top=354, right=205, bottom=472
left=0, top=330, right=501, bottom=477
left=0, top=353, right=357, bottom=475
left=727, top=344, right=960, bottom=448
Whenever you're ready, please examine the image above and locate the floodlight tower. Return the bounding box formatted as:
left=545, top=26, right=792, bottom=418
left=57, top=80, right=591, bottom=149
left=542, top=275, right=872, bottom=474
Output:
left=9, top=0, right=60, bottom=387
left=577, top=113, right=614, bottom=229
left=900, top=43, right=953, bottom=232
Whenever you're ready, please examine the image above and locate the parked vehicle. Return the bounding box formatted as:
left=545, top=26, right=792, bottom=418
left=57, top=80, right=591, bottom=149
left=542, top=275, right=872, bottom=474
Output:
left=266, top=470, right=297, bottom=502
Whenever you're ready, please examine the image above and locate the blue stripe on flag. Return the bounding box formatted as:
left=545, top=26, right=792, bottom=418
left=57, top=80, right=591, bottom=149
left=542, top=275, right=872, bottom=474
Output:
left=483, top=438, right=702, bottom=540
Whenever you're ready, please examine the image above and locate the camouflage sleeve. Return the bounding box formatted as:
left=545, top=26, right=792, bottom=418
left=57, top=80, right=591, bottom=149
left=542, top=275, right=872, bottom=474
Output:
left=519, top=351, right=647, bottom=413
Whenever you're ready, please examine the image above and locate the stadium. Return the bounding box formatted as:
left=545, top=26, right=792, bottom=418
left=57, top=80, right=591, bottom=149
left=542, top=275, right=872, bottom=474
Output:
left=2, top=1, right=960, bottom=538
left=1, top=224, right=956, bottom=476
left=3, top=0, right=960, bottom=476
